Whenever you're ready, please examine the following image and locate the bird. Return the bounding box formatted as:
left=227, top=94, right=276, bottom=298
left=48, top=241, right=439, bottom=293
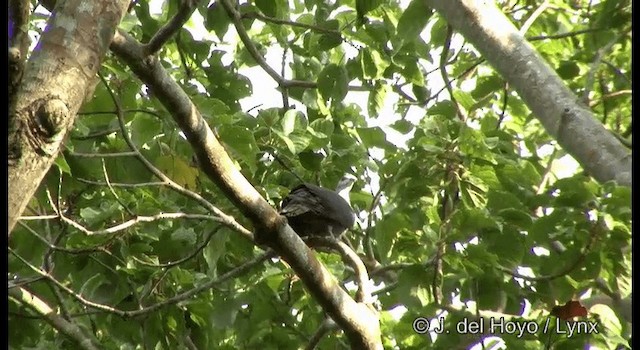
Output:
left=280, top=174, right=357, bottom=238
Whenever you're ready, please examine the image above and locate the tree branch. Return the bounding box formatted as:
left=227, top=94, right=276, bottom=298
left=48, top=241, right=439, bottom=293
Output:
left=109, top=29, right=382, bottom=349
left=425, top=0, right=631, bottom=187
left=9, top=287, right=101, bottom=350
left=97, top=74, right=255, bottom=241
left=307, top=237, right=372, bottom=303
left=243, top=11, right=341, bottom=35
left=10, top=247, right=274, bottom=318
left=143, top=0, right=199, bottom=56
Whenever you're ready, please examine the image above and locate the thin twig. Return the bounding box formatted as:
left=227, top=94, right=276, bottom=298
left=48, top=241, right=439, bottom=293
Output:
left=364, top=174, right=386, bottom=261
left=498, top=217, right=604, bottom=282
left=496, top=82, right=509, bottom=128
left=76, top=178, right=166, bottom=187
left=243, top=11, right=341, bottom=35
left=305, top=317, right=338, bottom=350
left=440, top=26, right=465, bottom=121
left=65, top=212, right=221, bottom=236
left=143, top=0, right=199, bottom=56
left=220, top=0, right=367, bottom=94
left=582, top=30, right=629, bottom=103
left=10, top=248, right=274, bottom=318
left=70, top=127, right=120, bottom=140
left=69, top=151, right=138, bottom=158
left=131, top=226, right=221, bottom=268
left=100, top=156, right=135, bottom=216
left=18, top=221, right=115, bottom=254
left=588, top=89, right=631, bottom=108
left=601, top=60, right=631, bottom=85
left=98, top=68, right=254, bottom=241
left=526, top=28, right=602, bottom=41
left=220, top=0, right=282, bottom=83
left=519, top=0, right=549, bottom=34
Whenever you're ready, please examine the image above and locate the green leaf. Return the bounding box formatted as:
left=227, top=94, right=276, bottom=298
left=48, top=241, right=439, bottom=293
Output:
left=552, top=176, right=597, bottom=207
left=390, top=119, right=414, bottom=134
left=79, top=274, right=114, bottom=303
left=131, top=112, right=162, bottom=146
left=488, top=228, right=526, bottom=268
left=475, top=274, right=507, bottom=310
left=206, top=2, right=231, bottom=40
left=356, top=0, right=386, bottom=24
left=280, top=109, right=306, bottom=136
left=412, top=84, right=429, bottom=102
left=394, top=265, right=432, bottom=308
left=255, top=0, right=278, bottom=18
left=317, top=64, right=349, bottom=102
left=257, top=108, right=280, bottom=128
left=298, top=151, right=324, bottom=171
left=368, top=82, right=388, bottom=117
left=357, top=126, right=390, bottom=149
left=171, top=227, right=196, bottom=245
left=472, top=75, right=503, bottom=99
left=401, top=58, right=425, bottom=86
left=556, top=60, right=581, bottom=79
left=317, top=32, right=343, bottom=51
left=210, top=297, right=241, bottom=329
left=361, top=48, right=389, bottom=79
left=452, top=90, right=476, bottom=112
left=396, top=0, right=432, bottom=43
left=217, top=125, right=260, bottom=174
left=451, top=208, right=501, bottom=238
left=316, top=20, right=342, bottom=50
left=273, top=130, right=311, bottom=154
left=308, top=118, right=334, bottom=138
left=54, top=153, right=71, bottom=174
left=203, top=230, right=229, bottom=277
left=427, top=100, right=456, bottom=117
left=79, top=206, right=117, bottom=227
left=288, top=132, right=312, bottom=154
left=497, top=208, right=533, bottom=229
left=375, top=212, right=408, bottom=261
left=155, top=155, right=199, bottom=189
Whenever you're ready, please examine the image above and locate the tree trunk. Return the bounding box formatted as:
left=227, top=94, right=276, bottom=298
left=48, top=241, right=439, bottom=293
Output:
left=8, top=0, right=132, bottom=235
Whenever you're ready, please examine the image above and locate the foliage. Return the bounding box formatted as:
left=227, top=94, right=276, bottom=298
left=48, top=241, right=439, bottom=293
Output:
left=9, top=0, right=631, bottom=349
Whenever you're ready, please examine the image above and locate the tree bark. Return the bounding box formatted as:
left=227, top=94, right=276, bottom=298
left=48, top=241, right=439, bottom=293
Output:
left=424, top=0, right=631, bottom=187
left=8, top=0, right=132, bottom=235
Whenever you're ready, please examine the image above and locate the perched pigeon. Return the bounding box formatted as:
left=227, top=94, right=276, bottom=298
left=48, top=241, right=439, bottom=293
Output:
left=280, top=174, right=356, bottom=238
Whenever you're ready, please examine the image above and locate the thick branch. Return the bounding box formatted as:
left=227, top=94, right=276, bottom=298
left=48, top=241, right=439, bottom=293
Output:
left=9, top=287, right=100, bottom=350
left=424, top=0, right=631, bottom=187
left=307, top=237, right=372, bottom=303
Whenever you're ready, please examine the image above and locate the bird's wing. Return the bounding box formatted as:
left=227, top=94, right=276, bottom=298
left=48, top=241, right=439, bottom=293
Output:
left=279, top=185, right=328, bottom=217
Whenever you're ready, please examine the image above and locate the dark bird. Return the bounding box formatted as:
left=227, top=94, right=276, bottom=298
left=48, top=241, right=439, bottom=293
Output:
left=280, top=174, right=357, bottom=238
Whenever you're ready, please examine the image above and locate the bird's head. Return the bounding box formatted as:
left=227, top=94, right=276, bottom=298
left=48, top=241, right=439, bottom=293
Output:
left=335, top=173, right=357, bottom=202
